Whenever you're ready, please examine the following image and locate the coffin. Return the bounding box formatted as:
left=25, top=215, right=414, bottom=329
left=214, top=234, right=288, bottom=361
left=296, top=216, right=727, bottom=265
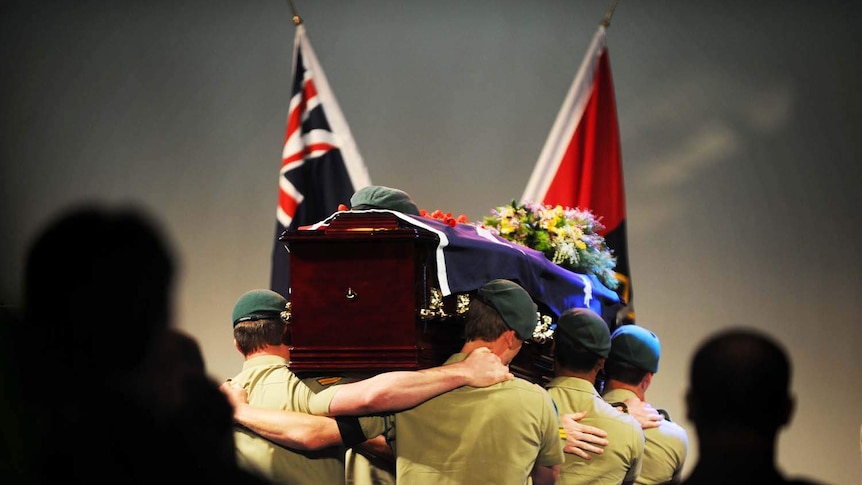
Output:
left=282, top=211, right=457, bottom=372
left=280, top=210, right=621, bottom=384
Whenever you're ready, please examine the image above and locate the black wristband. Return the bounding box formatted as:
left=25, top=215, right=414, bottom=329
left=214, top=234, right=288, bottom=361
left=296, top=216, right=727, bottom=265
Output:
left=335, top=416, right=368, bottom=448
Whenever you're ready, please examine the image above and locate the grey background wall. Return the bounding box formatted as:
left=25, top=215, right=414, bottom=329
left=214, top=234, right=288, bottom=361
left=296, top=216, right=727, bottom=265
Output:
left=2, top=1, right=860, bottom=483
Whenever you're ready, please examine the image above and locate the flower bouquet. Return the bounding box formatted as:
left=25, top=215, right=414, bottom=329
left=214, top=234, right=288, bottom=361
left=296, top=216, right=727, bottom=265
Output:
left=480, top=200, right=619, bottom=290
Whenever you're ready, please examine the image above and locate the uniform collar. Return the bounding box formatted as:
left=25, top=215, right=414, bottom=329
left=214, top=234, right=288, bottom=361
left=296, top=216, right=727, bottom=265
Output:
left=444, top=353, right=468, bottom=365
left=602, top=387, right=638, bottom=403
left=547, top=375, right=601, bottom=397
left=241, top=354, right=289, bottom=371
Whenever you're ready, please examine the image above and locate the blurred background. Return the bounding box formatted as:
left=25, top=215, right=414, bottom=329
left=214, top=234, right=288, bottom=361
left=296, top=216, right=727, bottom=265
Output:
left=2, top=1, right=860, bottom=483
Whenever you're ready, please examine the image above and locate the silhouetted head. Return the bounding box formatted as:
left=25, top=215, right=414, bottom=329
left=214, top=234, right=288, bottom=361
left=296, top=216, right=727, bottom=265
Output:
left=24, top=203, right=176, bottom=374
left=686, top=328, right=794, bottom=435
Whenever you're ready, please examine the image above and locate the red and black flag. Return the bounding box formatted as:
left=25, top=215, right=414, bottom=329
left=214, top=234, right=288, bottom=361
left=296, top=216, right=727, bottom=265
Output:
left=271, top=23, right=371, bottom=299
left=521, top=25, right=634, bottom=324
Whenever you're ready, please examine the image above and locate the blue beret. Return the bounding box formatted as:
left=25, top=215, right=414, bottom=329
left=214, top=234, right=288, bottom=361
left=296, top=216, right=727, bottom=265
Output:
left=609, top=324, right=661, bottom=373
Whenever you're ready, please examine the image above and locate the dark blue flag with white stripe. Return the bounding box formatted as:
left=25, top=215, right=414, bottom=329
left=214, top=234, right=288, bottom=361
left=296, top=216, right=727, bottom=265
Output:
left=304, top=209, right=621, bottom=319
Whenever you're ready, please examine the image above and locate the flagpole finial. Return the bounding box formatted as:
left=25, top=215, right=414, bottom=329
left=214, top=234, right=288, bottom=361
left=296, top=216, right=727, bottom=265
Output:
left=288, top=0, right=303, bottom=25
left=601, top=0, right=619, bottom=28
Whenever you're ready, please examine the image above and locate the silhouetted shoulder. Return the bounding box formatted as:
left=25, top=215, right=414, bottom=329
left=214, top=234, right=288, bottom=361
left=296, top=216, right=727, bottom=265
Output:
left=680, top=471, right=833, bottom=485
left=785, top=478, right=832, bottom=485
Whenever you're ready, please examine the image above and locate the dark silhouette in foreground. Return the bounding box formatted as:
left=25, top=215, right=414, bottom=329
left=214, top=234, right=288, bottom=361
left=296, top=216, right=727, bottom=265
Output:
left=11, top=203, right=268, bottom=484
left=680, top=328, right=829, bottom=485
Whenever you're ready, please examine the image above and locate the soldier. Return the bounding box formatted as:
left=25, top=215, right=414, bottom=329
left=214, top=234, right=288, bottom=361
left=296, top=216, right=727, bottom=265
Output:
left=546, top=308, right=646, bottom=485
left=381, top=279, right=564, bottom=484
left=602, top=324, right=689, bottom=484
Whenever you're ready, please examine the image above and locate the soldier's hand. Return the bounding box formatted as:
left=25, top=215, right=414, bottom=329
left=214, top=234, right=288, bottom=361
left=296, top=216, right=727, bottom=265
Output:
left=561, top=411, right=609, bottom=459
left=219, top=380, right=250, bottom=411
left=461, top=347, right=514, bottom=387
left=622, top=397, right=664, bottom=429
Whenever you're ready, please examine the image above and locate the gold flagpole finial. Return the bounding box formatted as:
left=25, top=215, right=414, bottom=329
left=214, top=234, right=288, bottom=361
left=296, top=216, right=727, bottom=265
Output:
left=601, top=0, right=619, bottom=28
left=288, top=0, right=302, bottom=25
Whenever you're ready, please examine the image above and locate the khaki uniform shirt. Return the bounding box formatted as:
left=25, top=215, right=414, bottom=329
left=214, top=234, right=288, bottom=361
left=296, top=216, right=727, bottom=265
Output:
left=381, top=353, right=564, bottom=485
left=604, top=388, right=689, bottom=485
left=230, top=355, right=351, bottom=485
left=344, top=448, right=396, bottom=485
left=547, top=376, right=645, bottom=485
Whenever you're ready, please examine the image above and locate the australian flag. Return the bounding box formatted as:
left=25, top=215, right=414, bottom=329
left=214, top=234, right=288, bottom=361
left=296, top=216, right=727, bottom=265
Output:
left=271, top=24, right=371, bottom=299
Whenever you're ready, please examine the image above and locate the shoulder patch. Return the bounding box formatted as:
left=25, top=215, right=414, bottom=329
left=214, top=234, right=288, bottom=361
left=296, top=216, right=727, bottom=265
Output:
left=316, top=376, right=344, bottom=386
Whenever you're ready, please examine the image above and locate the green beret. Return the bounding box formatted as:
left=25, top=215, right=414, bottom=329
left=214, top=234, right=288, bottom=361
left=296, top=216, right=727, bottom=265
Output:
left=350, top=185, right=420, bottom=215
left=476, top=279, right=537, bottom=340
left=555, top=308, right=611, bottom=358
left=609, top=324, right=661, bottom=373
left=232, top=289, right=288, bottom=327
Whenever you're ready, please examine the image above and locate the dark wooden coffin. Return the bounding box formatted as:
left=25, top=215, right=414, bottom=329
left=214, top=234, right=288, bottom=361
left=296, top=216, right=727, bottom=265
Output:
left=282, top=212, right=464, bottom=373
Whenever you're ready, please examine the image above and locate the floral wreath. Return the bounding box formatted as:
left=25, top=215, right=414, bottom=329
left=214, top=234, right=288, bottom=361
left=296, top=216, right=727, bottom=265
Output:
left=421, top=200, right=619, bottom=290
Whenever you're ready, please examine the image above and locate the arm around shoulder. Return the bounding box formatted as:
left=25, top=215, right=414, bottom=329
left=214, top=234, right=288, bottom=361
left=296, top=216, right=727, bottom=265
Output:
left=327, top=347, right=512, bottom=416
left=220, top=381, right=343, bottom=450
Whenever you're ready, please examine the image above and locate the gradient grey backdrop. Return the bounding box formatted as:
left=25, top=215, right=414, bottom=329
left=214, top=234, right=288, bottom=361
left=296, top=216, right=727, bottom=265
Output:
left=2, top=1, right=860, bottom=483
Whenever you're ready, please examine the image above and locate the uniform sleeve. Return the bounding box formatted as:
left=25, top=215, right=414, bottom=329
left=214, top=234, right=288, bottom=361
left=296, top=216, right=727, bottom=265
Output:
left=669, top=421, right=690, bottom=479
left=284, top=373, right=318, bottom=413
left=306, top=384, right=341, bottom=415
left=534, top=386, right=566, bottom=467
left=357, top=415, right=389, bottom=443
left=624, top=418, right=646, bottom=483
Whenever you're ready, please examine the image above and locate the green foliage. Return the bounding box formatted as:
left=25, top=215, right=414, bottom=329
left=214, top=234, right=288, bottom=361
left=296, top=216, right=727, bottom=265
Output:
left=480, top=201, right=619, bottom=290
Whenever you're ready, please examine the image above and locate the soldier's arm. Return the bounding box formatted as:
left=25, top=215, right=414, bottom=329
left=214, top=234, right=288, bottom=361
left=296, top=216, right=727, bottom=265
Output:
left=561, top=411, right=609, bottom=459
left=221, top=381, right=350, bottom=450
left=326, top=347, right=513, bottom=416
left=351, top=435, right=395, bottom=472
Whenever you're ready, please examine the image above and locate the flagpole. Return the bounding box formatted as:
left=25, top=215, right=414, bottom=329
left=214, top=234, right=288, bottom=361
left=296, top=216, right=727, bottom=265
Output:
left=288, top=0, right=302, bottom=25
left=601, top=0, right=619, bottom=28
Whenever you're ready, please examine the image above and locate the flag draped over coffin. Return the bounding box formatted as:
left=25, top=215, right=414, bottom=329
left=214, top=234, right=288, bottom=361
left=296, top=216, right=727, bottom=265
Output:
left=271, top=24, right=371, bottom=299
left=303, top=209, right=621, bottom=320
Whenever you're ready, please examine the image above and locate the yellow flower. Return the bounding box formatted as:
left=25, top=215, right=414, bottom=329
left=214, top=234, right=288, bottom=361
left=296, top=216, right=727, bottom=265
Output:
left=481, top=200, right=619, bottom=290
